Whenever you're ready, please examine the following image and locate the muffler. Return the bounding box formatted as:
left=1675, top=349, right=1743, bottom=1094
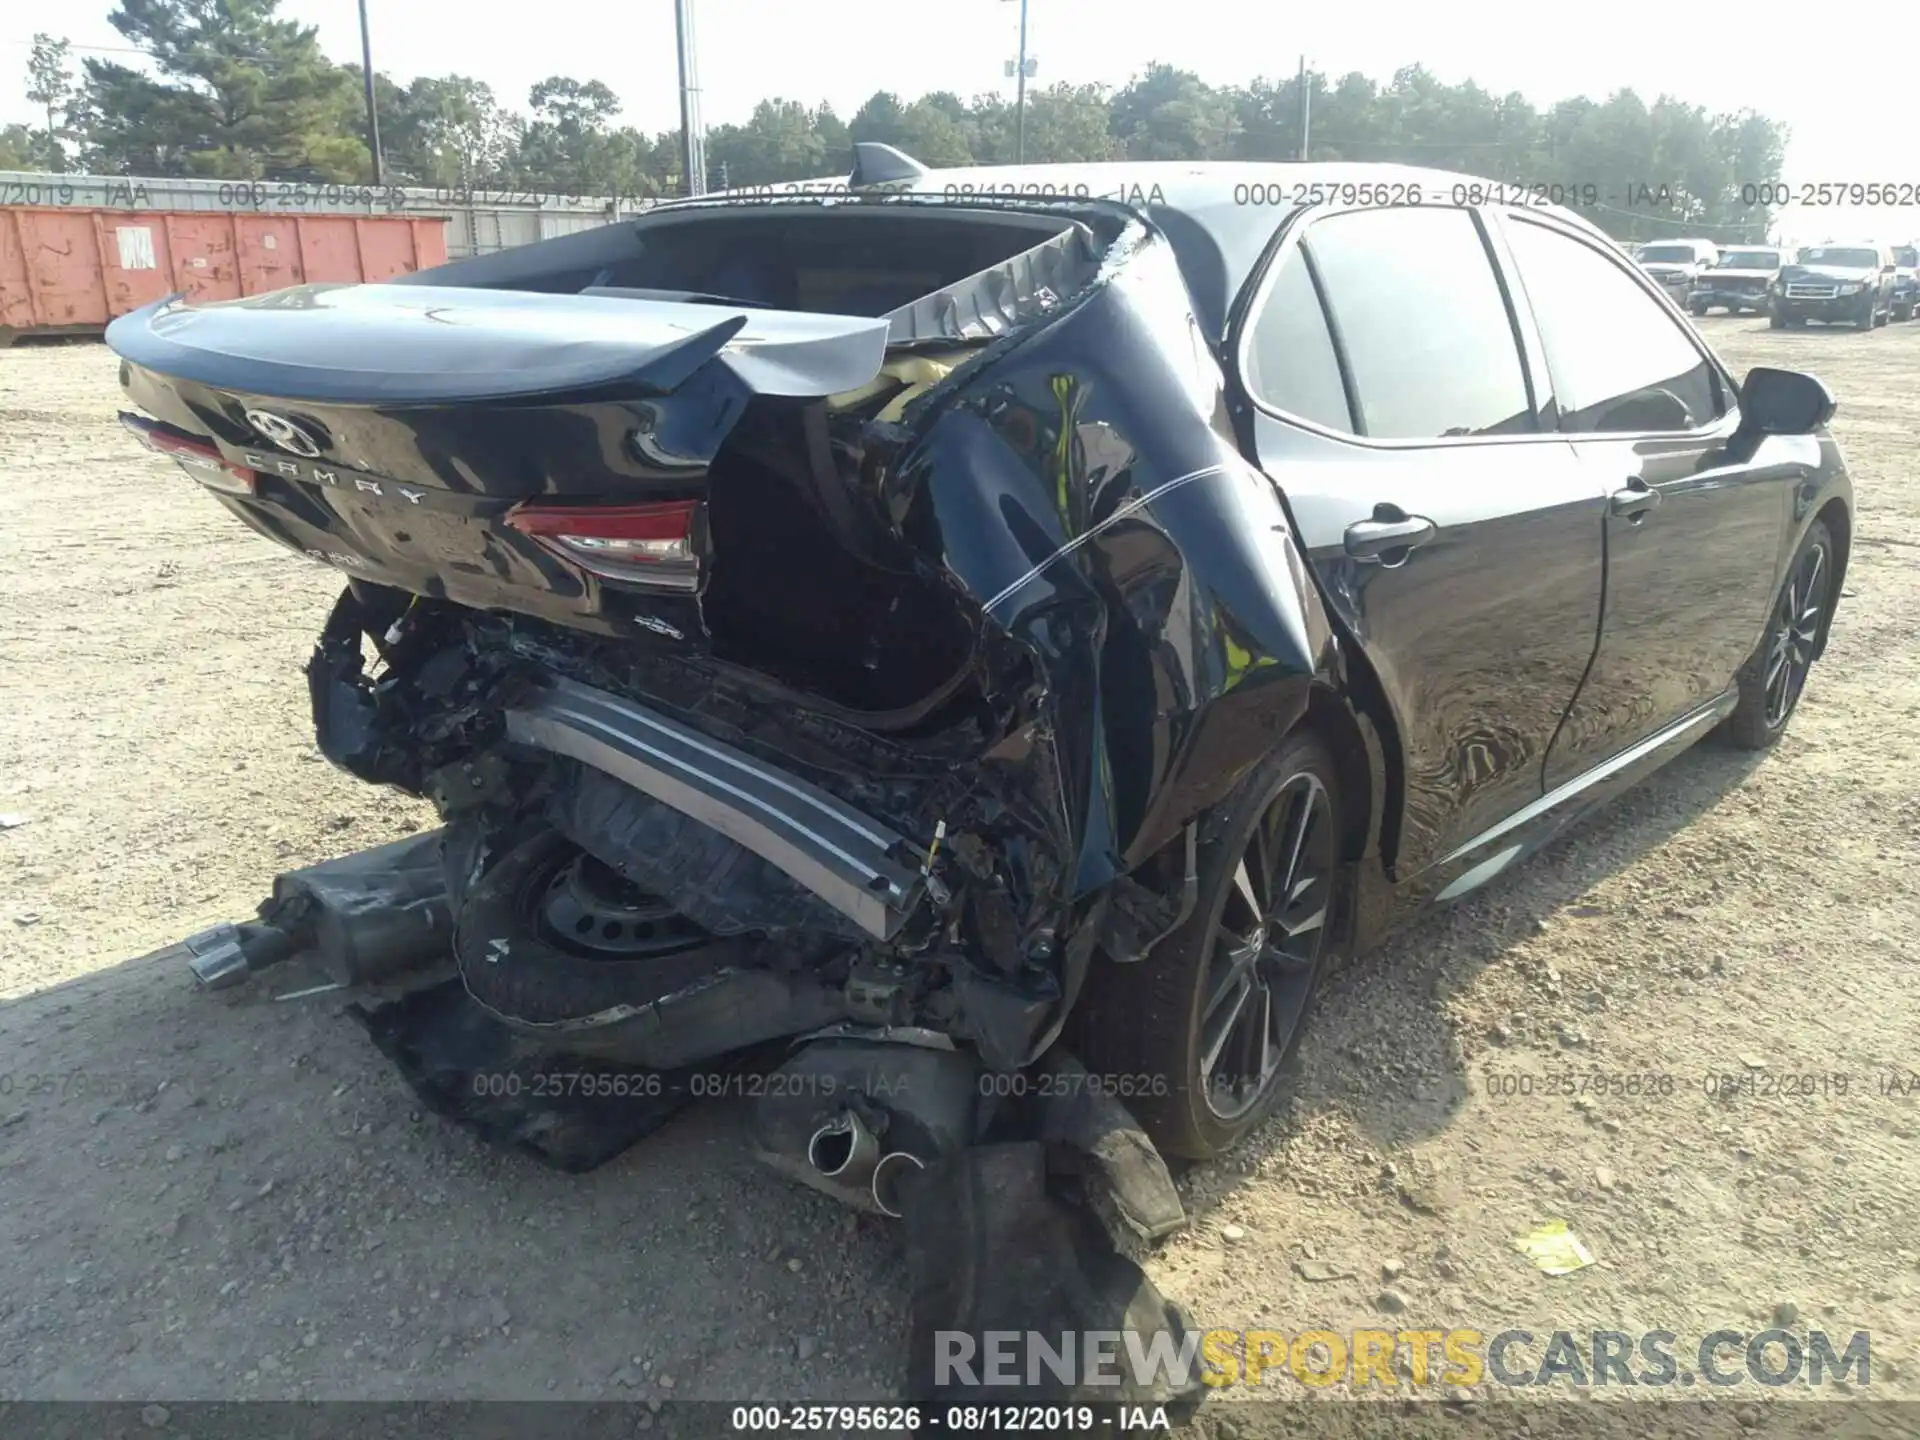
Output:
left=170, top=830, right=455, bottom=991
left=754, top=1035, right=980, bottom=1215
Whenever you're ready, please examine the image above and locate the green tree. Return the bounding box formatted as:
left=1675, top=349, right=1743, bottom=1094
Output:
left=970, top=84, right=1115, bottom=164
left=25, top=34, right=76, bottom=172
left=0, top=123, right=40, bottom=170
left=513, top=76, right=627, bottom=193
left=75, top=0, right=365, bottom=179
left=385, top=75, right=519, bottom=186
left=1109, top=64, right=1238, bottom=160
left=708, top=99, right=839, bottom=187
left=849, top=91, right=909, bottom=148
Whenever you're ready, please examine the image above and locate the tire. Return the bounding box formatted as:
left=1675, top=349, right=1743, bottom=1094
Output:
left=1073, top=729, right=1342, bottom=1160
left=1688, top=299, right=1708, bottom=317
left=452, top=828, right=726, bottom=1026
left=1768, top=311, right=1784, bottom=330
left=1856, top=298, right=1876, bottom=331
left=1719, top=519, right=1835, bottom=750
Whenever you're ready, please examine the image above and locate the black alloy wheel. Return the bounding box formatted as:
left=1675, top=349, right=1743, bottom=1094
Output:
left=1196, top=771, right=1336, bottom=1123
left=1721, top=519, right=1834, bottom=750
left=1074, top=730, right=1342, bottom=1160
left=1761, top=536, right=1830, bottom=729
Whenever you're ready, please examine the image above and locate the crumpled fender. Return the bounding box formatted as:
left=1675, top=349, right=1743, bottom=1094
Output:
left=884, top=226, right=1334, bottom=893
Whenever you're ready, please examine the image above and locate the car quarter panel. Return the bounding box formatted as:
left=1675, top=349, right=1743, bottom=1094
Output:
left=882, top=229, right=1335, bottom=893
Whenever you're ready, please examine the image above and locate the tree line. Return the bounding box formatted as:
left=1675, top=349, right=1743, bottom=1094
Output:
left=4, top=0, right=1789, bottom=241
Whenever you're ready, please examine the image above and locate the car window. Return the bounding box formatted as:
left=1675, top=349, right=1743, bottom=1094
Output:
left=1242, top=247, right=1355, bottom=434
left=1295, top=206, right=1534, bottom=439
left=1503, top=217, right=1724, bottom=435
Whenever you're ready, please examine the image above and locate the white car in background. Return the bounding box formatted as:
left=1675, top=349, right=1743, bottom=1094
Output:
left=1634, top=238, right=1721, bottom=298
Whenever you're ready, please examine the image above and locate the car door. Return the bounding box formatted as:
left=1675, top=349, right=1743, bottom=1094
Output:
left=1235, top=201, right=1609, bottom=877
left=1490, top=208, right=1803, bottom=789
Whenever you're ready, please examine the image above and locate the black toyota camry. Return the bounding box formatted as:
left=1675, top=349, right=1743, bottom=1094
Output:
left=107, top=149, right=1850, bottom=1183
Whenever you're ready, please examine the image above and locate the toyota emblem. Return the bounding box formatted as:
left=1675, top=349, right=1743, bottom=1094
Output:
left=244, top=409, right=325, bottom=458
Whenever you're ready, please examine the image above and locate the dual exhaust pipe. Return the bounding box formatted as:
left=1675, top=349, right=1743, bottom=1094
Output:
left=806, top=1109, right=926, bottom=1219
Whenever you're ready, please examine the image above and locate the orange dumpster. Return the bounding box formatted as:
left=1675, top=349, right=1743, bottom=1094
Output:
left=0, top=208, right=448, bottom=343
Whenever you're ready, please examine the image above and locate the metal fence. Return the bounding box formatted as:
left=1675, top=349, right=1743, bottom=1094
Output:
left=0, top=170, right=655, bottom=258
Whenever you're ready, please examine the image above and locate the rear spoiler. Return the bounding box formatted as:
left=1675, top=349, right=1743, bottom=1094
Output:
left=104, top=285, right=893, bottom=405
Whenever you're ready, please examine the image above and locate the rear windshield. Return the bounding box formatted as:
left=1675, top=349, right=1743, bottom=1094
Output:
left=1798, top=247, right=1879, bottom=268
left=1716, top=250, right=1780, bottom=269
left=1637, top=245, right=1698, bottom=263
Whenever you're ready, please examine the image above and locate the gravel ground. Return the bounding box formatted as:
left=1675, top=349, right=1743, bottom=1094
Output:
left=1, top=318, right=1916, bottom=1418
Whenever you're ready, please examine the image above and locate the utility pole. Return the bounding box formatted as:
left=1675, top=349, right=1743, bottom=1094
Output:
left=674, top=0, right=707, bottom=195
left=358, top=0, right=383, bottom=183
left=1014, top=0, right=1030, bottom=164
left=1297, top=54, right=1310, bottom=162
left=1000, top=0, right=1033, bottom=164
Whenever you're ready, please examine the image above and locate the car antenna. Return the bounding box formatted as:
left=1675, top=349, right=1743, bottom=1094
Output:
left=849, top=142, right=928, bottom=188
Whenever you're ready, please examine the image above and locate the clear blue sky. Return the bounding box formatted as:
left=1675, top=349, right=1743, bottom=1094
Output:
left=4, top=0, right=1914, bottom=244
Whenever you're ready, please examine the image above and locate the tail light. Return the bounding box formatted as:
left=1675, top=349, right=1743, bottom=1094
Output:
left=505, top=499, right=704, bottom=592
left=121, top=415, right=257, bottom=495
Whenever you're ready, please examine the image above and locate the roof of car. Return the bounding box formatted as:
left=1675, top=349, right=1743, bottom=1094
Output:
left=697, top=159, right=1618, bottom=338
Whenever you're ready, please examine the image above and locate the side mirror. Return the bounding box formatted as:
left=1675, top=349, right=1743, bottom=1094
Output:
left=1740, top=367, right=1835, bottom=436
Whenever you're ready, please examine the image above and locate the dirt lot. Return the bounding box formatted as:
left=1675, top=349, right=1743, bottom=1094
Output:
left=1, top=317, right=1917, bottom=1417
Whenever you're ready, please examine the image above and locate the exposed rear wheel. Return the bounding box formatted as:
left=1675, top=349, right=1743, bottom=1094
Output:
left=1074, top=730, right=1341, bottom=1160
left=452, top=829, right=724, bottom=1027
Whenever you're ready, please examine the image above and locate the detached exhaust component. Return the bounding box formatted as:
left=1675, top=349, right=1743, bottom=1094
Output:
left=172, top=830, right=455, bottom=991
left=870, top=1150, right=927, bottom=1219
left=505, top=679, right=923, bottom=941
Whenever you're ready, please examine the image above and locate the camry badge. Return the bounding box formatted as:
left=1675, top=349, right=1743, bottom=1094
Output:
left=244, top=409, right=324, bottom=458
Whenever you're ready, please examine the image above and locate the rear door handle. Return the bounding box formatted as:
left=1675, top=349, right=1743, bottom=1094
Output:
left=1344, top=512, right=1437, bottom=559
left=1610, top=480, right=1662, bottom=519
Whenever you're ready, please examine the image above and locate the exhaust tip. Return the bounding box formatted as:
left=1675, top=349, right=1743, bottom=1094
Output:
left=871, top=1150, right=926, bottom=1219
left=807, top=1110, right=880, bottom=1182
left=183, top=924, right=250, bottom=990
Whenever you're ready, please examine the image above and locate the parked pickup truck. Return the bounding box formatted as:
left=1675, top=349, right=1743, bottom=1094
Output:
left=1634, top=238, right=1720, bottom=299
left=1688, top=246, right=1783, bottom=315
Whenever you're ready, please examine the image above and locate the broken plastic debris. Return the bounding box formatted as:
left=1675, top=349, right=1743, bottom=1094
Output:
left=0, top=814, right=28, bottom=830
left=274, top=982, right=348, bottom=1002
left=1516, top=1220, right=1595, bottom=1276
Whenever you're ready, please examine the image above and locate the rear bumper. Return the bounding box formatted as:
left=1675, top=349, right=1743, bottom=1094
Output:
left=505, top=678, right=924, bottom=941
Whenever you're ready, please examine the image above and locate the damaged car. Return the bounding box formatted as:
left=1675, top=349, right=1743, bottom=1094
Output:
left=106, top=149, right=1853, bottom=1197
